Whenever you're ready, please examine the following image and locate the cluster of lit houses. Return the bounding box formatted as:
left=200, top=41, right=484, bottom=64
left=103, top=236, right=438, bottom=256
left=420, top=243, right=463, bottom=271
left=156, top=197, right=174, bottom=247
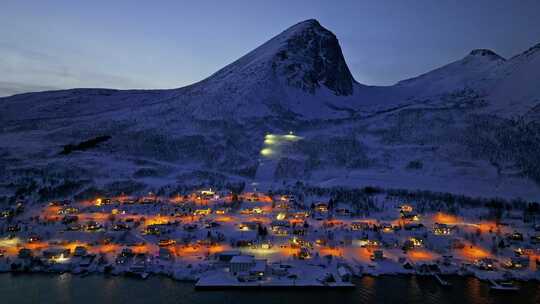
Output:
left=0, top=189, right=539, bottom=283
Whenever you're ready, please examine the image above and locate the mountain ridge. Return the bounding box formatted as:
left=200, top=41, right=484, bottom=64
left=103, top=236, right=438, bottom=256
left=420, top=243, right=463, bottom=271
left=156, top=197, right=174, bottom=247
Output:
left=1, top=19, right=540, bottom=201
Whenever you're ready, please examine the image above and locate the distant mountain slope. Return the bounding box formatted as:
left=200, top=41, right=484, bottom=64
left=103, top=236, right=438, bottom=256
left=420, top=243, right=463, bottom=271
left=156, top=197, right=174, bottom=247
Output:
left=396, top=49, right=506, bottom=97
left=488, top=43, right=540, bottom=117
left=1, top=19, right=540, bottom=201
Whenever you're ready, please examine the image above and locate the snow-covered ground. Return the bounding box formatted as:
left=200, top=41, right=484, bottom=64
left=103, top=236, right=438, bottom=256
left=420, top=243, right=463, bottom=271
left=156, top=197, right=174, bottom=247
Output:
left=1, top=19, right=540, bottom=227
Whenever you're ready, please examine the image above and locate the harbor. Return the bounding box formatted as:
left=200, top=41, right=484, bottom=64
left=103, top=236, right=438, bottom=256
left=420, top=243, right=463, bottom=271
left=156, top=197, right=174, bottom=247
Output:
left=1, top=273, right=538, bottom=304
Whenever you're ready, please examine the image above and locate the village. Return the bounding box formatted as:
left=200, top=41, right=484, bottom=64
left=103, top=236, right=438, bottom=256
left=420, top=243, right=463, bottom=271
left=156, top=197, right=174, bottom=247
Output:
left=0, top=188, right=539, bottom=290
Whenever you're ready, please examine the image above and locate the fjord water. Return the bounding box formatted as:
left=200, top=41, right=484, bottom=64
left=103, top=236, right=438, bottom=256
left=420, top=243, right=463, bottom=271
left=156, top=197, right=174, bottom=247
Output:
left=1, top=274, right=538, bottom=304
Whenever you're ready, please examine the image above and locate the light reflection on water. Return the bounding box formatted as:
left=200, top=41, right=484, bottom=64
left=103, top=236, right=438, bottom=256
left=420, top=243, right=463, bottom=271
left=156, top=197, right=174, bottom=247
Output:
left=0, top=273, right=538, bottom=304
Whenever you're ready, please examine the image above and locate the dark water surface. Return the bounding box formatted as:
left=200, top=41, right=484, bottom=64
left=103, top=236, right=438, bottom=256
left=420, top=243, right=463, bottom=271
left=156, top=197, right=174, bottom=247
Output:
left=0, top=273, right=538, bottom=304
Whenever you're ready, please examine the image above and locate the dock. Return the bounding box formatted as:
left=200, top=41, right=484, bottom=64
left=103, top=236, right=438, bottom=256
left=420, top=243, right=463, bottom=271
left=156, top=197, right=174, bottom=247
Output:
left=195, top=273, right=355, bottom=290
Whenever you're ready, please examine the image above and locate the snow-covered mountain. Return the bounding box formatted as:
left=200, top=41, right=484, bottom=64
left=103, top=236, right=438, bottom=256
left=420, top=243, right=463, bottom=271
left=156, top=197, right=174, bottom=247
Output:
left=1, top=19, right=540, bottom=201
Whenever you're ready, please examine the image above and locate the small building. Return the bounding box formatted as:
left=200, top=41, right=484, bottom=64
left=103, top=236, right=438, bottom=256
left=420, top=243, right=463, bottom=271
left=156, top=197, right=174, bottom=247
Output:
left=238, top=221, right=259, bottom=231
left=350, top=221, right=370, bottom=231
left=194, top=208, right=211, bottom=216
left=400, top=204, right=413, bottom=213
left=403, top=238, right=423, bottom=250
left=43, top=248, right=70, bottom=260
left=433, top=223, right=455, bottom=236
left=509, top=231, right=524, bottom=242
left=230, top=255, right=255, bottom=274
left=271, top=220, right=290, bottom=229
left=474, top=258, right=495, bottom=271
left=85, top=221, right=102, bottom=231
left=507, top=256, right=529, bottom=269
left=314, top=203, right=329, bottom=213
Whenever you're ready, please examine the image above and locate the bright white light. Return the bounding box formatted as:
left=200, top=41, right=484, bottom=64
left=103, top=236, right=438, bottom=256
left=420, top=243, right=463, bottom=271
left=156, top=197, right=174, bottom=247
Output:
left=260, top=148, right=273, bottom=156
left=283, top=134, right=300, bottom=141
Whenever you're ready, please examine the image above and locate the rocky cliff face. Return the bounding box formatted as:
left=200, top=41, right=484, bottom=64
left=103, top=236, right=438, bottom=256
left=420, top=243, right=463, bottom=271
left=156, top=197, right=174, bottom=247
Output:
left=270, top=19, right=355, bottom=95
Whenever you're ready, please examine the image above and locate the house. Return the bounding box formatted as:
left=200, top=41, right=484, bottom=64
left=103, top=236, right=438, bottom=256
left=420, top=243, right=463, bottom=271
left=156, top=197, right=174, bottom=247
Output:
left=403, top=238, right=423, bottom=250
left=314, top=203, right=329, bottom=213
left=271, top=220, right=290, bottom=229
left=112, top=223, right=131, bottom=231
left=58, top=207, right=79, bottom=215
left=271, top=226, right=289, bottom=236
left=291, top=211, right=309, bottom=219
left=7, top=224, right=21, bottom=232
left=43, top=248, right=70, bottom=260
left=433, top=223, right=455, bottom=235
left=145, top=224, right=172, bottom=235
left=381, top=223, right=394, bottom=233
left=238, top=221, right=259, bottom=231
left=358, top=239, right=379, bottom=248
left=85, top=221, right=102, bottom=231
left=350, top=221, right=370, bottom=231
left=194, top=208, right=211, bottom=216
left=509, top=231, right=524, bottom=242
left=158, top=239, right=176, bottom=247
left=400, top=204, right=413, bottom=213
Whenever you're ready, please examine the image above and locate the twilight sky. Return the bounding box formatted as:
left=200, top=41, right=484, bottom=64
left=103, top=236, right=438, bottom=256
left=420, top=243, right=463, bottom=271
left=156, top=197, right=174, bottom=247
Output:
left=1, top=0, right=540, bottom=96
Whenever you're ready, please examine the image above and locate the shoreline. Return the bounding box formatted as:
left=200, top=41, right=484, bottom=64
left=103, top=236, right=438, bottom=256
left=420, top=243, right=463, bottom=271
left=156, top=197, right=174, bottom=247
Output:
left=1, top=265, right=538, bottom=285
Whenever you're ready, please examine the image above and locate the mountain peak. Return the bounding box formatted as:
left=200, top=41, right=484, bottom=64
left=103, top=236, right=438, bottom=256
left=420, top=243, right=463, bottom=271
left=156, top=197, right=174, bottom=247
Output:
left=288, top=18, right=322, bottom=29
left=204, top=19, right=356, bottom=96
left=466, top=49, right=505, bottom=61
left=272, top=19, right=356, bottom=95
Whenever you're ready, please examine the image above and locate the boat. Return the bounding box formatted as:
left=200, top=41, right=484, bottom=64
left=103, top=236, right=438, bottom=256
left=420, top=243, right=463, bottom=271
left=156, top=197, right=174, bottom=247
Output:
left=489, top=279, right=519, bottom=292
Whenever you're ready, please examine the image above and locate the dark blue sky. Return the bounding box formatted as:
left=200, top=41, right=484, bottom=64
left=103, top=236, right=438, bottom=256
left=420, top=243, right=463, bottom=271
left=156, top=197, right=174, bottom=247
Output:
left=1, top=0, right=539, bottom=95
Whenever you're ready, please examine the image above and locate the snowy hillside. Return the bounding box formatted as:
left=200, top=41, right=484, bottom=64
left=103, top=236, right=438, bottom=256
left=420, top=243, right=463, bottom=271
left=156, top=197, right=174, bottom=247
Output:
left=1, top=19, right=540, bottom=202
